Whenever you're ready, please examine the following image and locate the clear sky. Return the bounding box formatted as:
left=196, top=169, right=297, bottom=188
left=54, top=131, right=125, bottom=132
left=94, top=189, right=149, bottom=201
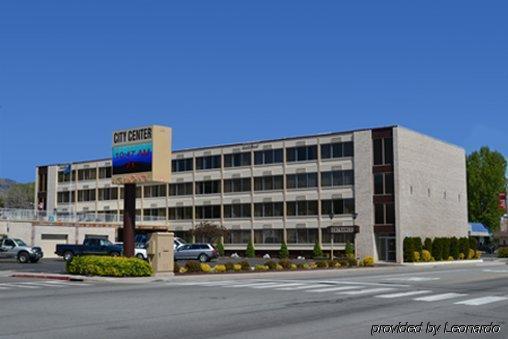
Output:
left=0, top=1, right=506, bottom=182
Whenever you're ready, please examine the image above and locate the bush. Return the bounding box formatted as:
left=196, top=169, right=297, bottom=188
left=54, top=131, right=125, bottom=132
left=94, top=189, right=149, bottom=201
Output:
left=362, top=256, right=374, bottom=267
left=412, top=237, right=423, bottom=254
left=214, top=264, right=226, bottom=273
left=66, top=256, right=153, bottom=277
left=346, top=256, right=358, bottom=267
left=239, top=261, right=251, bottom=271
left=328, top=259, right=340, bottom=269
left=275, top=264, right=284, bottom=271
left=338, top=259, right=348, bottom=267
left=264, top=260, right=278, bottom=270
left=297, top=262, right=309, bottom=270
left=233, top=264, right=242, bottom=272
left=185, top=260, right=202, bottom=273
left=224, top=262, right=235, bottom=272
left=345, top=242, right=355, bottom=257
left=174, top=262, right=180, bottom=274
left=469, top=237, right=477, bottom=252
left=424, top=238, right=433, bottom=252
left=215, top=240, right=225, bottom=256
left=450, top=237, right=459, bottom=260
left=290, top=263, right=298, bottom=271
left=309, top=262, right=318, bottom=269
left=403, top=237, right=416, bottom=262
left=459, top=237, right=470, bottom=258
left=278, top=259, right=291, bottom=270
left=200, top=263, right=212, bottom=273
left=316, top=260, right=329, bottom=269
left=447, top=256, right=454, bottom=261
left=245, top=240, right=255, bottom=258
left=498, top=247, right=508, bottom=258
left=431, top=238, right=443, bottom=261
left=254, top=264, right=268, bottom=271
left=413, top=251, right=420, bottom=262
left=313, top=240, right=323, bottom=259
left=279, top=241, right=289, bottom=259
left=421, top=250, right=432, bottom=262
left=467, top=248, right=475, bottom=260
left=441, top=238, right=451, bottom=261
left=179, top=266, right=188, bottom=274
left=474, top=250, right=481, bottom=259
left=459, top=252, right=465, bottom=260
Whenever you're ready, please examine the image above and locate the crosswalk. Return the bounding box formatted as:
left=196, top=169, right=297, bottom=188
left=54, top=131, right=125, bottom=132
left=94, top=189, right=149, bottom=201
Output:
left=0, top=280, right=91, bottom=291
left=169, top=279, right=508, bottom=308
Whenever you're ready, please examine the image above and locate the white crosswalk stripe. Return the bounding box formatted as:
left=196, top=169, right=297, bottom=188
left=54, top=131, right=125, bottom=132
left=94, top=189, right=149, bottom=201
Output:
left=229, top=282, right=282, bottom=288
left=455, top=296, right=508, bottom=306
left=276, top=284, right=327, bottom=291
left=414, top=293, right=466, bottom=302
left=0, top=283, right=40, bottom=289
left=338, top=287, right=395, bottom=295
left=249, top=283, right=305, bottom=289
left=375, top=290, right=432, bottom=299
left=0, top=280, right=91, bottom=291
left=307, top=286, right=363, bottom=293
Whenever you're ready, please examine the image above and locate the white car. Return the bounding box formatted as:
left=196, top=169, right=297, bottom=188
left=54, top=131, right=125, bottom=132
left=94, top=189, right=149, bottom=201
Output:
left=174, top=237, right=186, bottom=250
left=115, top=242, right=148, bottom=260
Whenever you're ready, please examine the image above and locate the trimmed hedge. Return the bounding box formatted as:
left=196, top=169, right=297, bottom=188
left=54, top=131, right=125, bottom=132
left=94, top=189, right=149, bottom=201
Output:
left=66, top=256, right=153, bottom=277
left=403, top=236, right=481, bottom=262
left=497, top=247, right=508, bottom=258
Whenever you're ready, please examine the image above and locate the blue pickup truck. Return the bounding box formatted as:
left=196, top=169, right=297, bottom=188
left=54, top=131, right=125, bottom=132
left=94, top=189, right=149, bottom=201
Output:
left=55, top=238, right=123, bottom=262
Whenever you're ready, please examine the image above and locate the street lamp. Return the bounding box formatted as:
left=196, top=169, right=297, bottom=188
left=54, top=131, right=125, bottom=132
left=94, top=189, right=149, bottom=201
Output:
left=329, top=212, right=335, bottom=260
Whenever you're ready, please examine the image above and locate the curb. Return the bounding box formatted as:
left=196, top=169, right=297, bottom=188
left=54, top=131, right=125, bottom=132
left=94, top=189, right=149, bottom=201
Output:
left=11, top=273, right=84, bottom=281
left=402, top=259, right=484, bottom=266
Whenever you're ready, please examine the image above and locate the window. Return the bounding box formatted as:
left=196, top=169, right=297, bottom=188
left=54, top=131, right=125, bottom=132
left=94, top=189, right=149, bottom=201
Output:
left=254, top=175, right=283, bottom=191
left=321, top=142, right=354, bottom=159
left=58, top=171, right=71, bottom=183
left=41, top=234, right=68, bottom=240
left=254, top=229, right=282, bottom=244
left=374, top=203, right=395, bottom=224
left=169, top=182, right=193, bottom=196
left=286, top=173, right=318, bottom=189
left=77, top=168, right=97, bottom=181
left=57, top=191, right=74, bottom=203
left=119, top=187, right=142, bottom=199
left=286, top=145, right=317, bottom=162
left=224, top=152, right=251, bottom=168
left=321, top=199, right=355, bottom=215
left=254, top=202, right=283, bottom=217
left=195, top=180, right=221, bottom=195
left=98, top=167, right=111, bottom=179
left=224, top=204, right=251, bottom=218
left=254, top=149, right=283, bottom=165
left=286, top=200, right=318, bottom=216
left=287, top=228, right=317, bottom=244
left=322, top=230, right=354, bottom=244
left=98, top=188, right=118, bottom=201
left=172, top=158, right=193, bottom=172
left=143, top=208, right=166, bottom=219
left=196, top=155, right=221, bottom=170
left=224, top=230, right=251, bottom=244
left=77, top=189, right=96, bottom=202
left=195, top=205, right=221, bottom=219
left=373, top=173, right=394, bottom=195
left=168, top=206, right=193, bottom=220
left=373, top=138, right=393, bottom=165
left=224, top=178, right=251, bottom=193
left=321, top=170, right=354, bottom=187
left=144, top=185, right=167, bottom=198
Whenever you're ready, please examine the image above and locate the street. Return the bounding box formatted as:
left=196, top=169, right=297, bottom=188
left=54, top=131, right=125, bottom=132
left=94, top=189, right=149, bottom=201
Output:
left=1, top=261, right=507, bottom=339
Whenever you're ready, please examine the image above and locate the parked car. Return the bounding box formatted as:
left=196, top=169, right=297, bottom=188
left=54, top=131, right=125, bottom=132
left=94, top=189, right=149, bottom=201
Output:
left=174, top=237, right=186, bottom=250
left=0, top=236, right=43, bottom=263
left=115, top=242, right=148, bottom=260
left=174, top=243, right=218, bottom=262
left=55, top=237, right=123, bottom=262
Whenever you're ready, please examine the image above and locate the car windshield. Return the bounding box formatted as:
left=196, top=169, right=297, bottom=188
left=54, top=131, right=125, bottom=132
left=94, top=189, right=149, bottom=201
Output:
left=14, top=239, right=27, bottom=246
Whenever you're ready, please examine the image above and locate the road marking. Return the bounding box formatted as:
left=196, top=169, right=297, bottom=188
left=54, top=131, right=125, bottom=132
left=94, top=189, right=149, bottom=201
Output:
left=41, top=280, right=90, bottom=286
left=18, top=282, right=65, bottom=287
left=0, top=283, right=40, bottom=289
left=375, top=290, right=432, bottom=298
left=0, top=286, right=10, bottom=290
left=307, top=286, right=363, bottom=293
left=387, top=277, right=439, bottom=282
left=228, top=282, right=280, bottom=288
left=276, top=284, right=327, bottom=291
left=317, top=280, right=409, bottom=287
left=414, top=293, right=467, bottom=302
left=455, top=296, right=508, bottom=306
left=483, top=269, right=508, bottom=273
left=338, top=288, right=395, bottom=295
left=250, top=283, right=304, bottom=289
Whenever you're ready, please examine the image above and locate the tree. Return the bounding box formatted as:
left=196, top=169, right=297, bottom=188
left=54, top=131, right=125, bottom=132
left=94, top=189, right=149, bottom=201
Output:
left=441, top=238, right=451, bottom=260
left=190, top=221, right=228, bottom=243
left=450, top=237, right=460, bottom=260
left=279, top=241, right=289, bottom=259
left=312, top=240, right=323, bottom=259
left=467, top=147, right=507, bottom=231
left=4, top=183, right=34, bottom=209
left=423, top=238, right=433, bottom=252
left=215, top=238, right=225, bottom=256
left=431, top=238, right=443, bottom=261
left=403, top=237, right=415, bottom=262
left=245, top=240, right=255, bottom=258
left=413, top=237, right=423, bottom=254
left=345, top=242, right=355, bottom=257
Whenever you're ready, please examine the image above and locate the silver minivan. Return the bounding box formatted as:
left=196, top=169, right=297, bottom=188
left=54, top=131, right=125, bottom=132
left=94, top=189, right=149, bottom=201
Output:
left=174, top=243, right=218, bottom=262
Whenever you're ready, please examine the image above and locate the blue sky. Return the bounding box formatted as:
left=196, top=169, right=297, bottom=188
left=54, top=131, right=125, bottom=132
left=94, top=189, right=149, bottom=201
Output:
left=0, top=1, right=506, bottom=182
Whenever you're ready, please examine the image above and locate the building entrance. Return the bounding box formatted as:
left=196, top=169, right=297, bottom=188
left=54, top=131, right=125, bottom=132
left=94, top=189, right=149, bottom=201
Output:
left=376, top=235, right=396, bottom=261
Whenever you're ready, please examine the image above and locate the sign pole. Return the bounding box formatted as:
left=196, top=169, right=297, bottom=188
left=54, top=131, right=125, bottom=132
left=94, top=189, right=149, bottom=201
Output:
left=123, top=183, right=136, bottom=257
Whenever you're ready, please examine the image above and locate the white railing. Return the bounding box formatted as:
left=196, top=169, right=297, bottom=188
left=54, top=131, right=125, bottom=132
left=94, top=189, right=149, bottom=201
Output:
left=0, top=208, right=167, bottom=224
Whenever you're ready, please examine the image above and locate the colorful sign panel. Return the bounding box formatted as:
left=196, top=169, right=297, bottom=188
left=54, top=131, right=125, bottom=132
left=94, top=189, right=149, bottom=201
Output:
left=112, top=143, right=153, bottom=175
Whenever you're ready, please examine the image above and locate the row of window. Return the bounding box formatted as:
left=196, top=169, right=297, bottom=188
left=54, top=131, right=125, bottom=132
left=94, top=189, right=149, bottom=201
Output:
left=220, top=229, right=354, bottom=244
left=166, top=199, right=355, bottom=220
left=58, top=167, right=112, bottom=183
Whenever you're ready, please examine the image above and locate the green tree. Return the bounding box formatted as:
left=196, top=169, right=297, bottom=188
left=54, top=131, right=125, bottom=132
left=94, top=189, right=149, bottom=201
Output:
left=431, top=238, right=443, bottom=261
left=4, top=183, right=34, bottom=209
left=423, top=238, right=433, bottom=252
left=450, top=237, right=460, bottom=260
left=458, top=237, right=470, bottom=257
left=469, top=237, right=477, bottom=252
left=403, top=237, right=415, bottom=262
left=413, top=237, right=423, bottom=254
left=279, top=241, right=289, bottom=259
left=467, top=147, right=507, bottom=231
left=441, top=238, right=451, bottom=260
left=245, top=240, right=255, bottom=258
left=312, top=240, right=323, bottom=259
left=345, top=242, right=355, bottom=257
left=190, top=221, right=229, bottom=243
left=215, top=238, right=225, bottom=256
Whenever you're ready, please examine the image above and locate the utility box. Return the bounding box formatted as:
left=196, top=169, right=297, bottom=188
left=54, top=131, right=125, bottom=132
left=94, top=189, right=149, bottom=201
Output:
left=147, top=232, right=174, bottom=274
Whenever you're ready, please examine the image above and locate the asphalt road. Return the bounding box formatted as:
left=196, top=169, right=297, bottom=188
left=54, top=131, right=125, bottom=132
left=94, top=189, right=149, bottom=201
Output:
left=1, top=261, right=507, bottom=339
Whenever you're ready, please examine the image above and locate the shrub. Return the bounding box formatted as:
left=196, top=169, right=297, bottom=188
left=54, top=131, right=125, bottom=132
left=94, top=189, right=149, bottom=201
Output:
left=254, top=264, right=268, bottom=271
left=214, top=264, right=226, bottom=273
left=431, top=238, right=443, bottom=261
left=264, top=260, right=278, bottom=270
left=275, top=264, right=284, bottom=271
left=450, top=237, right=459, bottom=260
left=346, top=256, right=358, bottom=267
left=362, top=256, right=374, bottom=267
left=174, top=262, right=180, bottom=274
left=245, top=240, right=255, bottom=258
left=421, top=250, right=432, bottom=262
left=215, top=239, right=225, bottom=256
left=327, top=259, right=340, bottom=269
left=467, top=248, right=475, bottom=260
left=498, top=247, right=508, bottom=258
left=224, top=262, right=235, bottom=272
left=179, top=266, right=188, bottom=274
left=239, top=261, right=251, bottom=271
left=338, top=259, right=348, bottom=267
left=413, top=251, right=420, bottom=262
left=316, top=260, right=329, bottom=269
left=447, top=256, right=454, bottom=261
left=474, top=250, right=481, bottom=259
left=441, top=238, right=451, bottom=261
left=279, top=241, right=289, bottom=259
left=469, top=237, right=477, bottom=252
left=233, top=264, right=242, bottom=272
left=345, top=242, right=355, bottom=257
left=278, top=259, right=291, bottom=270
left=403, top=237, right=416, bottom=262
left=459, top=252, right=465, bottom=260
left=290, top=263, right=297, bottom=271
left=459, top=237, right=470, bottom=258
left=297, top=262, right=309, bottom=270
left=424, top=237, right=433, bottom=252
left=200, top=263, right=212, bottom=273
left=309, top=262, right=318, bottom=269
left=185, top=260, right=202, bottom=273
left=313, top=240, right=323, bottom=259
left=413, top=237, right=423, bottom=254
left=66, top=256, right=153, bottom=277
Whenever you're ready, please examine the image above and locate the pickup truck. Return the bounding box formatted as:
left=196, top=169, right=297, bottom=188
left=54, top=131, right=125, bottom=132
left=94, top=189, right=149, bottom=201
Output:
left=55, top=238, right=123, bottom=262
left=0, top=236, right=43, bottom=263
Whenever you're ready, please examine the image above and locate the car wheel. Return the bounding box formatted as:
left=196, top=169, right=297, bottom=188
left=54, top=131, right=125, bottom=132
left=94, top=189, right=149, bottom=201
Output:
left=136, top=253, right=145, bottom=260
left=63, top=251, right=74, bottom=262
left=110, top=252, right=120, bottom=257
left=17, top=251, right=30, bottom=264
left=198, top=253, right=209, bottom=263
